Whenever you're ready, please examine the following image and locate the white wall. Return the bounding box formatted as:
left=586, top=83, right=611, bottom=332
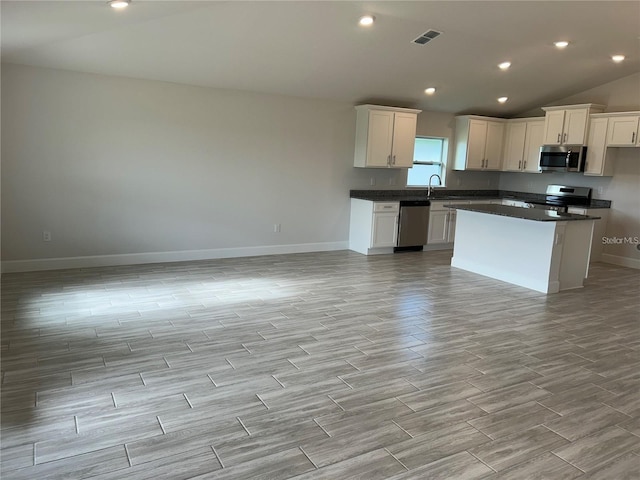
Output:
left=500, top=73, right=640, bottom=267
left=3, top=63, right=636, bottom=270
left=2, top=64, right=369, bottom=268
left=518, top=72, right=640, bottom=117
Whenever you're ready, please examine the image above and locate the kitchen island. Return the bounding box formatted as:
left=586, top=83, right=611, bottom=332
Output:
left=450, top=204, right=600, bottom=294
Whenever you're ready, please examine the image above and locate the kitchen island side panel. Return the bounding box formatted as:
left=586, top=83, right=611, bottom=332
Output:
left=451, top=209, right=560, bottom=293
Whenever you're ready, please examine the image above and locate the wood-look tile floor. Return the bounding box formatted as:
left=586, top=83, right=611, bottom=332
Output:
left=1, top=250, right=639, bottom=479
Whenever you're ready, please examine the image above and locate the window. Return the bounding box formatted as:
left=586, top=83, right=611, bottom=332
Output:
left=406, top=137, right=447, bottom=187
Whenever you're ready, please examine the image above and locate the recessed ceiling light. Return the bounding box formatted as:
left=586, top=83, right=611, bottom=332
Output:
left=498, top=61, right=511, bottom=70
left=109, top=0, right=130, bottom=8
left=359, top=15, right=375, bottom=26
left=554, top=41, right=569, bottom=49
left=424, top=87, right=436, bottom=95
left=612, top=55, right=625, bottom=63
left=497, top=97, right=508, bottom=103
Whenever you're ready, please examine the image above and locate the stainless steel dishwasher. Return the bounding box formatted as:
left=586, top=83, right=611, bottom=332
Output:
left=395, top=200, right=430, bottom=252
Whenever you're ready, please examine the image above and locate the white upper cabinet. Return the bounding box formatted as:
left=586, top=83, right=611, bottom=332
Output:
left=354, top=105, right=421, bottom=168
left=502, top=118, right=544, bottom=173
left=606, top=114, right=640, bottom=146
left=454, top=116, right=505, bottom=171
left=541, top=104, right=605, bottom=145
left=584, top=117, right=615, bottom=177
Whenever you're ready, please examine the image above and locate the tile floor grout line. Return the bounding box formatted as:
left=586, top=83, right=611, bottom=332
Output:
left=384, top=447, right=410, bottom=472
left=327, top=394, right=345, bottom=412
left=391, top=419, right=415, bottom=439
left=549, top=451, right=587, bottom=474
left=74, top=415, right=79, bottom=434
left=183, top=393, right=194, bottom=408
left=286, top=358, right=301, bottom=370
left=466, top=450, right=498, bottom=473
left=271, top=375, right=286, bottom=388
left=124, top=443, right=133, bottom=467
left=210, top=445, right=225, bottom=469
left=156, top=415, right=166, bottom=434
left=236, top=416, right=251, bottom=436
left=256, top=393, right=269, bottom=410
left=298, top=446, right=319, bottom=469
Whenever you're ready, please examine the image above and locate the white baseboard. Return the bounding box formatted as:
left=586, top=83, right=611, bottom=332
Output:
left=1, top=242, right=349, bottom=274
left=600, top=253, right=640, bottom=270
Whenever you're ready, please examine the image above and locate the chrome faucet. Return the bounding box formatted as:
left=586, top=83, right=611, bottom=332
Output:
left=427, top=174, right=442, bottom=197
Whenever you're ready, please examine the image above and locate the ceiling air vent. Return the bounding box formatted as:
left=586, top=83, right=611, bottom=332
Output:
left=412, top=29, right=442, bottom=45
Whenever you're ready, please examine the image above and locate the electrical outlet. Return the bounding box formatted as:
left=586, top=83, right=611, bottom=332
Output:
left=597, top=186, right=604, bottom=195
left=43, top=231, right=51, bottom=242
left=389, top=177, right=396, bottom=186
left=456, top=178, right=461, bottom=186
left=273, top=224, right=281, bottom=233
left=370, top=177, right=376, bottom=186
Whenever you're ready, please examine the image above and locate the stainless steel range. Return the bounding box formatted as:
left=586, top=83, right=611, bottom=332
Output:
left=525, top=185, right=592, bottom=212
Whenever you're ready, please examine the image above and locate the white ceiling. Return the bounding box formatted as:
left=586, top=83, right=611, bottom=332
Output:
left=2, top=1, right=639, bottom=116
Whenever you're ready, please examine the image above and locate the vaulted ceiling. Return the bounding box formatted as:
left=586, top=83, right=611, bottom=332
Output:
left=2, top=1, right=638, bottom=116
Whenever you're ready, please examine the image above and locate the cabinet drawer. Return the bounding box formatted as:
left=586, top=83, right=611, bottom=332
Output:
left=373, top=202, right=399, bottom=213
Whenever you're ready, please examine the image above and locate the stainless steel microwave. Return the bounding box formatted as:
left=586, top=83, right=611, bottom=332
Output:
left=539, top=145, right=587, bottom=172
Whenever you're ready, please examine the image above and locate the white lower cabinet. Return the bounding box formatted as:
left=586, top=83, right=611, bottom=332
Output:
left=349, top=199, right=399, bottom=255
left=427, top=200, right=475, bottom=247
left=427, top=207, right=450, bottom=244
left=371, top=210, right=399, bottom=247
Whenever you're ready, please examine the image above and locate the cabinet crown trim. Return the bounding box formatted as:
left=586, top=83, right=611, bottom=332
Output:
left=541, top=103, right=606, bottom=112
left=590, top=111, right=640, bottom=118
left=355, top=104, right=422, bottom=114
left=455, top=115, right=507, bottom=122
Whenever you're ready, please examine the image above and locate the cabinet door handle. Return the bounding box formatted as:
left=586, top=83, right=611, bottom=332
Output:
left=392, top=155, right=396, bottom=165
left=523, top=160, right=527, bottom=169
left=563, top=132, right=567, bottom=143
left=387, top=155, right=391, bottom=166
left=518, top=160, right=521, bottom=169
left=632, top=132, right=636, bottom=143
left=557, top=133, right=561, bottom=143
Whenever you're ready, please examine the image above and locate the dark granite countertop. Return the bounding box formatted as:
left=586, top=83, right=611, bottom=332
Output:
left=450, top=204, right=601, bottom=222
left=349, top=189, right=612, bottom=209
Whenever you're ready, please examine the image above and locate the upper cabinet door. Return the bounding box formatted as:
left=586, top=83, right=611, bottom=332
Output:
left=584, top=117, right=610, bottom=176
left=564, top=108, right=589, bottom=145
left=543, top=110, right=565, bottom=145
left=354, top=105, right=421, bottom=168
left=391, top=112, right=418, bottom=167
left=503, top=122, right=527, bottom=171
left=607, top=115, right=640, bottom=146
left=366, top=110, right=395, bottom=167
left=484, top=121, right=505, bottom=169
left=522, top=121, right=544, bottom=172
left=542, top=104, right=604, bottom=146
left=466, top=119, right=488, bottom=169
